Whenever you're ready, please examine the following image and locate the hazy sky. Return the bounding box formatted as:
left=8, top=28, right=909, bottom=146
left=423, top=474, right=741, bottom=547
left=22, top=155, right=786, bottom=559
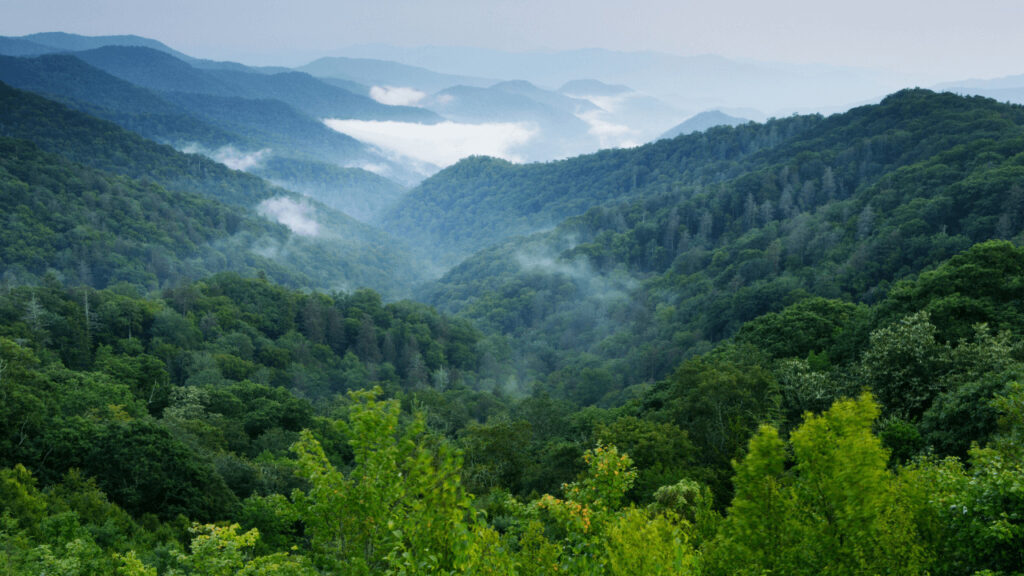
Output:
left=2, top=0, right=1022, bottom=82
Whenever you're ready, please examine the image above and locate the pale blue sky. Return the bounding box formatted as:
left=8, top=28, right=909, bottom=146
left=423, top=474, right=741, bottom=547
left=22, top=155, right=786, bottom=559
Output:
left=2, top=0, right=1021, bottom=82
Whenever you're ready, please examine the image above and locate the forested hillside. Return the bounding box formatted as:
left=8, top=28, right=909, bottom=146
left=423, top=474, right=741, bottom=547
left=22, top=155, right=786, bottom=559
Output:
left=0, top=45, right=423, bottom=213
left=0, top=53, right=238, bottom=148
left=0, top=81, right=424, bottom=296
left=1, top=242, right=1021, bottom=574
left=1, top=81, right=1023, bottom=575
left=422, top=89, right=1024, bottom=397
left=382, top=112, right=821, bottom=267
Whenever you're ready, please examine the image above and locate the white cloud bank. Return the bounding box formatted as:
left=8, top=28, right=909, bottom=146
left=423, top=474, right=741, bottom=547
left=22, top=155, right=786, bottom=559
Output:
left=323, top=119, right=537, bottom=167
left=575, top=110, right=638, bottom=148
left=258, top=197, right=320, bottom=237
left=369, top=85, right=427, bottom=106
left=566, top=92, right=643, bottom=149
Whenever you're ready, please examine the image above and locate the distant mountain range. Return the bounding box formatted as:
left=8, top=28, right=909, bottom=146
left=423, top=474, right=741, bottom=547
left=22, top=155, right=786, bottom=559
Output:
left=331, top=45, right=910, bottom=115
left=0, top=33, right=689, bottom=181
left=298, top=56, right=494, bottom=94
left=934, top=73, right=1024, bottom=106
left=0, top=35, right=435, bottom=205
left=5, top=30, right=1022, bottom=234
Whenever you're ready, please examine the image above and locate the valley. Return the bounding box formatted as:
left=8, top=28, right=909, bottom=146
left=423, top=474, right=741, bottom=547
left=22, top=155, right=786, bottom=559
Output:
left=0, top=28, right=1023, bottom=575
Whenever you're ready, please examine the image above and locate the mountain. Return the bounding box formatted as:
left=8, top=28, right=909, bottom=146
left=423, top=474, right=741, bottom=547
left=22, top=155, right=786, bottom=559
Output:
left=558, top=79, right=632, bottom=96
left=298, top=56, right=494, bottom=94
left=417, top=89, right=1024, bottom=395
left=332, top=45, right=907, bottom=114
left=0, top=135, right=291, bottom=289
left=17, top=31, right=192, bottom=60
left=0, top=53, right=238, bottom=148
left=4, top=31, right=284, bottom=73
left=381, top=112, right=817, bottom=268
left=0, top=81, right=424, bottom=296
left=72, top=46, right=439, bottom=123
left=250, top=157, right=408, bottom=223
left=660, top=110, right=750, bottom=139
left=934, top=73, right=1024, bottom=92
left=160, top=91, right=369, bottom=162
left=0, top=49, right=426, bottom=208
left=61, top=45, right=437, bottom=183
left=491, top=80, right=600, bottom=116
left=0, top=36, right=54, bottom=57
left=933, top=74, right=1024, bottom=107
left=3, top=43, right=1024, bottom=576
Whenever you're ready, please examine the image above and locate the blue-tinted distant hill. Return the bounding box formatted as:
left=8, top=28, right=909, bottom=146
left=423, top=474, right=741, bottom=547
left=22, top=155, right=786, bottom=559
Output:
left=488, top=80, right=599, bottom=116
left=299, top=56, right=493, bottom=94
left=73, top=46, right=440, bottom=123
left=160, top=92, right=369, bottom=162
left=337, top=45, right=904, bottom=114
left=660, top=110, right=749, bottom=139
left=0, top=48, right=422, bottom=207
left=0, top=36, right=54, bottom=57
left=425, top=83, right=589, bottom=125
left=0, top=53, right=237, bottom=148
left=17, top=31, right=191, bottom=59
left=934, top=74, right=1024, bottom=107
left=558, top=79, right=632, bottom=96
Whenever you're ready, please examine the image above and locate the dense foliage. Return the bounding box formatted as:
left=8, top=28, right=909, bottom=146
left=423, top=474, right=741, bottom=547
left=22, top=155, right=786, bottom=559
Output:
left=383, top=111, right=821, bottom=266
left=0, top=81, right=424, bottom=296
left=2, top=79, right=1024, bottom=574
left=2, top=241, right=1023, bottom=573
left=422, top=89, right=1024, bottom=399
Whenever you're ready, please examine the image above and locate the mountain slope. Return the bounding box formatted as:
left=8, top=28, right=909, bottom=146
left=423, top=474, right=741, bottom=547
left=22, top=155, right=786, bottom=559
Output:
left=74, top=46, right=438, bottom=123
left=0, top=136, right=289, bottom=288
left=332, top=45, right=903, bottom=113
left=0, top=36, right=54, bottom=57
left=299, top=56, right=493, bottom=94
left=0, top=81, right=424, bottom=295
left=19, top=31, right=192, bottom=60
left=661, top=110, right=749, bottom=139
left=250, top=157, right=408, bottom=223
left=0, top=53, right=237, bottom=148
left=382, top=113, right=821, bottom=268
left=420, top=90, right=1024, bottom=399
left=0, top=51, right=420, bottom=209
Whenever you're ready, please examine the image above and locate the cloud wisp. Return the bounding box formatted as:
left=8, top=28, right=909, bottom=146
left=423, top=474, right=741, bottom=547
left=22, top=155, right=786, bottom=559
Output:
left=369, top=85, right=427, bottom=106
left=575, top=110, right=639, bottom=148
left=258, top=197, right=321, bottom=237
left=181, top=144, right=272, bottom=171
left=323, top=118, right=537, bottom=168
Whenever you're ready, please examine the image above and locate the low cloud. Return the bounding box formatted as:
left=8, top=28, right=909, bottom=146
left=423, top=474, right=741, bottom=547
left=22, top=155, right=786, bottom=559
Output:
left=575, top=110, right=639, bottom=149
left=181, top=144, right=271, bottom=171
left=369, top=86, right=427, bottom=107
left=324, top=119, right=537, bottom=167
left=563, top=93, right=630, bottom=114
left=347, top=162, right=391, bottom=176
left=514, top=245, right=638, bottom=304
left=258, top=197, right=320, bottom=237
